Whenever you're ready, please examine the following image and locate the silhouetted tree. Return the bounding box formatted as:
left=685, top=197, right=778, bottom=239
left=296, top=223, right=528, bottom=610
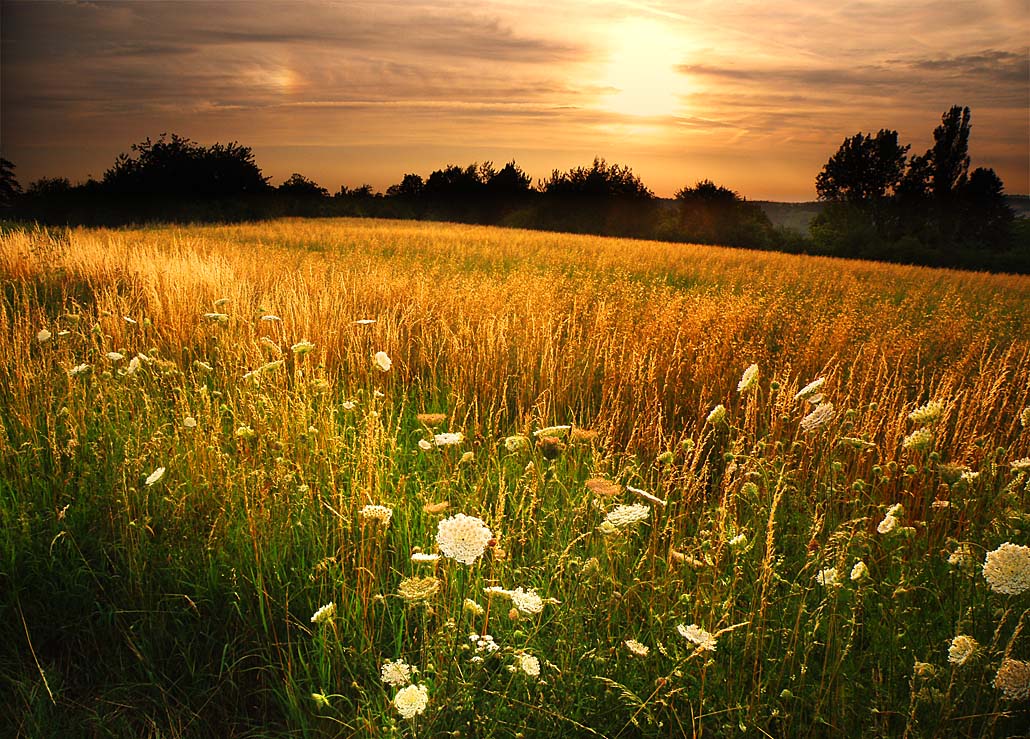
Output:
left=277, top=173, right=329, bottom=199
left=26, top=177, right=73, bottom=198
left=541, top=158, right=653, bottom=199
left=674, top=179, right=775, bottom=247
left=103, top=133, right=269, bottom=198
left=386, top=173, right=424, bottom=199
left=928, top=105, right=971, bottom=199
left=485, top=161, right=532, bottom=197
left=0, top=158, right=21, bottom=207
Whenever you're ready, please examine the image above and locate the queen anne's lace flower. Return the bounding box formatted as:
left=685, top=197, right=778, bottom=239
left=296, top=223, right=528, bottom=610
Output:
left=310, top=602, right=335, bottom=624
left=801, top=402, right=835, bottom=431
left=994, top=659, right=1030, bottom=701
left=903, top=427, right=934, bottom=451
left=381, top=659, right=413, bottom=687
left=359, top=504, right=393, bottom=526
left=393, top=683, right=428, bottom=719
left=850, top=561, right=869, bottom=581
left=794, top=377, right=825, bottom=400
left=908, top=400, right=943, bottom=425
left=982, top=542, right=1030, bottom=595
left=947, top=635, right=978, bottom=666
left=677, top=623, right=717, bottom=652
left=436, top=514, right=493, bottom=565
left=603, top=503, right=650, bottom=529
left=373, top=351, right=392, bottom=372
left=509, top=587, right=544, bottom=615
left=706, top=404, right=727, bottom=425
left=625, top=639, right=649, bottom=656
left=737, top=364, right=759, bottom=393
left=398, top=576, right=442, bottom=602
left=515, top=652, right=540, bottom=677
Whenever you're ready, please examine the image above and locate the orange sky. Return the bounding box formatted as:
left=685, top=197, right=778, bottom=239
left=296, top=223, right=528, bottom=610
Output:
left=3, top=0, right=1027, bottom=200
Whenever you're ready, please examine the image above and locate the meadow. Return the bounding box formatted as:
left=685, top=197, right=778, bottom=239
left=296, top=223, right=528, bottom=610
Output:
left=1, top=217, right=1028, bottom=738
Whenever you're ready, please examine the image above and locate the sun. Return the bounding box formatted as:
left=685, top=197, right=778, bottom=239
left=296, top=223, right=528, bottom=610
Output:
left=600, top=18, right=689, bottom=119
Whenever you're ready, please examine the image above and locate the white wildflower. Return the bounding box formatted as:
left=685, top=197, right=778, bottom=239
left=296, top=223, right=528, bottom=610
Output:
left=358, top=504, right=393, bottom=526
left=983, top=542, right=1030, bottom=595
left=37, top=329, right=52, bottom=343
left=603, top=503, right=650, bottom=529
left=903, top=427, right=934, bottom=451
left=260, top=314, right=281, bottom=322
left=515, top=652, right=541, bottom=677
left=310, top=602, right=335, bottom=624
left=393, top=683, right=428, bottom=719
left=850, top=560, right=870, bottom=581
left=68, top=363, right=91, bottom=377
left=381, top=659, right=413, bottom=687
left=627, top=485, right=667, bottom=507
left=106, top=351, right=125, bottom=362
left=504, top=435, right=530, bottom=452
left=1010, top=457, right=1030, bottom=473
left=994, top=659, right=1030, bottom=701
left=737, top=363, right=759, bottom=393
left=816, top=567, right=841, bottom=588
left=625, top=639, right=649, bottom=657
left=411, top=552, right=440, bottom=564
left=144, top=467, right=166, bottom=486
left=908, top=400, right=943, bottom=426
left=183, top=416, right=197, bottom=428
left=203, top=312, right=229, bottom=324
left=947, top=635, right=978, bottom=666
left=373, top=351, right=392, bottom=372
left=509, top=587, right=544, bottom=615
left=291, top=340, right=315, bottom=356
left=677, top=623, right=717, bottom=652
left=801, top=402, right=835, bottom=431
left=794, top=377, right=825, bottom=400
left=418, top=439, right=433, bottom=451
left=706, top=404, right=726, bottom=425
left=436, top=514, right=493, bottom=565
left=433, top=432, right=464, bottom=446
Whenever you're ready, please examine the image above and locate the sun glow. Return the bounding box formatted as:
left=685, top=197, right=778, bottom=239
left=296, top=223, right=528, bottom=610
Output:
left=600, top=18, right=689, bottom=118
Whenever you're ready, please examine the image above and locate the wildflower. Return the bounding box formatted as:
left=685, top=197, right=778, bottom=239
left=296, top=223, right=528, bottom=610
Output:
left=359, top=504, right=393, bottom=526
left=603, top=503, right=650, bottom=529
left=816, top=567, right=841, bottom=589
left=463, top=598, right=484, bottom=616
left=213, top=297, right=230, bottom=307
left=193, top=360, right=214, bottom=373
left=183, top=416, right=197, bottom=428
left=410, top=552, right=440, bottom=564
left=850, top=561, right=870, bottom=582
left=393, top=683, right=429, bottom=719
left=436, top=514, right=493, bottom=565
left=342, top=401, right=357, bottom=411
left=1011, top=457, right=1030, bottom=473
left=877, top=505, right=901, bottom=535
left=585, top=478, right=621, bottom=498
left=677, top=623, right=717, bottom=652
left=235, top=425, right=256, bottom=439
left=801, top=402, right=835, bottom=431
left=509, top=587, right=544, bottom=615
left=260, top=314, right=281, bottom=322
left=1021, top=407, right=1030, bottom=429
left=145, top=467, right=166, bottom=486
left=123, top=315, right=138, bottom=324
left=903, top=427, right=933, bottom=451
left=627, top=485, right=667, bottom=507
left=373, top=351, right=392, bottom=372
left=982, top=542, right=1030, bottom=595
left=794, top=377, right=825, bottom=400
left=37, top=329, right=52, bottom=343
left=311, top=692, right=330, bottom=708
left=417, top=413, right=447, bottom=427
left=534, top=425, right=571, bottom=437
left=948, top=544, right=975, bottom=572
left=947, top=635, right=978, bottom=666
left=124, top=356, right=141, bottom=376
left=243, top=359, right=284, bottom=380
left=994, top=658, right=1030, bottom=701
left=908, top=400, right=943, bottom=426
left=291, top=340, right=315, bottom=356
left=68, top=363, right=91, bottom=377
left=203, top=312, right=229, bottom=324
left=515, top=653, right=541, bottom=678
left=706, top=404, right=726, bottom=425
left=354, top=318, right=376, bottom=325
left=625, top=639, right=649, bottom=657
left=728, top=533, right=748, bottom=549
left=737, top=363, right=759, bottom=393
left=398, top=576, right=442, bottom=602
left=106, top=351, right=125, bottom=362
left=913, top=661, right=936, bottom=678
left=381, top=659, right=413, bottom=687
left=504, top=434, right=531, bottom=452
left=310, top=602, right=335, bottom=624
left=470, top=633, right=500, bottom=655
left=433, top=432, right=464, bottom=446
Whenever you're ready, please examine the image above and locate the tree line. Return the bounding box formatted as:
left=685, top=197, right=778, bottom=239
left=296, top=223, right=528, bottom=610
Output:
left=1, top=106, right=1025, bottom=272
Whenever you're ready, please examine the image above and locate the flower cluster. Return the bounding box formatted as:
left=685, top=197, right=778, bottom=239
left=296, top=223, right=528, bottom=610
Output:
left=877, top=503, right=903, bottom=535
left=801, top=402, right=835, bottom=431
left=737, top=363, right=759, bottom=393
left=436, top=514, right=493, bottom=565
left=994, top=659, right=1030, bottom=701
left=908, top=400, right=942, bottom=425
left=624, top=639, right=649, bottom=657
left=398, top=576, right=442, bottom=602
left=381, top=659, right=413, bottom=687
left=677, top=623, right=717, bottom=652
left=794, top=377, right=825, bottom=401
left=902, top=427, right=933, bottom=451
left=982, top=542, right=1030, bottom=595
left=310, top=602, right=335, bottom=624
left=603, top=503, right=650, bottom=529
left=393, top=683, right=429, bottom=719
left=358, top=504, right=393, bottom=526
left=947, top=635, right=978, bottom=666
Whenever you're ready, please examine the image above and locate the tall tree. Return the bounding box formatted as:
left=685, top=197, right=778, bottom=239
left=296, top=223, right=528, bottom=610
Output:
left=815, top=130, right=908, bottom=203
left=928, top=105, right=971, bottom=200
left=0, top=158, right=22, bottom=206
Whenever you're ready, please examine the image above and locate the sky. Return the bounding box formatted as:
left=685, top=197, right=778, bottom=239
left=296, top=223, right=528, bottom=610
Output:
left=2, top=0, right=1027, bottom=201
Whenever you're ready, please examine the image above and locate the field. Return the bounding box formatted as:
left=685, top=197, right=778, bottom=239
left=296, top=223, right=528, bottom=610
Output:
left=1, top=217, right=1029, bottom=738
